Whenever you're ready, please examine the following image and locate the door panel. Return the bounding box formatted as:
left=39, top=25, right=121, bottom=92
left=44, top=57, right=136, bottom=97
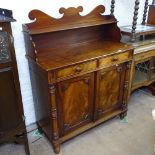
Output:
left=133, top=60, right=150, bottom=85
left=0, top=68, right=22, bottom=132
left=57, top=73, right=94, bottom=135
left=95, top=65, right=125, bottom=119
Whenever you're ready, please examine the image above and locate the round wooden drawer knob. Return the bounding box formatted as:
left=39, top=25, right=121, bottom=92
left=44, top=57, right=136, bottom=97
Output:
left=75, top=66, right=82, bottom=72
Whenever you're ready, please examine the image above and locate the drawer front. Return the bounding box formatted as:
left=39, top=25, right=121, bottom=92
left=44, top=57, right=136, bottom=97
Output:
left=134, top=50, right=155, bottom=62
left=57, top=61, right=96, bottom=79
left=99, top=52, right=130, bottom=68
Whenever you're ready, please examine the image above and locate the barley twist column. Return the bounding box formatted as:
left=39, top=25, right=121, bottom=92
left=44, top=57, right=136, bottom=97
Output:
left=110, top=0, right=115, bottom=15
left=131, top=0, right=140, bottom=41
left=142, top=0, right=149, bottom=25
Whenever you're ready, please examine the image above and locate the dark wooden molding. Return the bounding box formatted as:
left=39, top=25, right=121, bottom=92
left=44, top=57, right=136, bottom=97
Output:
left=0, top=8, right=15, bottom=22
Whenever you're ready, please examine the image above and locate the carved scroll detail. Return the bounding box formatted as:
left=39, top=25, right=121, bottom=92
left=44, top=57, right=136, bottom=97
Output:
left=59, top=6, right=83, bottom=17
left=25, top=5, right=117, bottom=34
left=29, top=5, right=106, bottom=23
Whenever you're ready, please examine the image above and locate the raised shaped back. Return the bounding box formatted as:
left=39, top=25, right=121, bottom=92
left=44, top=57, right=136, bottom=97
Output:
left=23, top=5, right=121, bottom=60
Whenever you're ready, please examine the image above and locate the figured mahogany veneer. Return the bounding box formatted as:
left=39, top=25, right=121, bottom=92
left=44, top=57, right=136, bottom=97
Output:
left=23, top=5, right=133, bottom=154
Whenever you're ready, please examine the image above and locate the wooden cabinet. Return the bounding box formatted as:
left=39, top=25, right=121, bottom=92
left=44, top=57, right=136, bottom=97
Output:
left=120, top=2, right=155, bottom=95
left=23, top=5, right=133, bottom=154
left=0, top=8, right=30, bottom=155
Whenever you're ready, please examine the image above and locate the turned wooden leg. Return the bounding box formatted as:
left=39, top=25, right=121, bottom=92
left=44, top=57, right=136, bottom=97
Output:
left=49, top=85, right=60, bottom=154
left=53, top=140, right=60, bottom=154
left=149, top=83, right=155, bottom=96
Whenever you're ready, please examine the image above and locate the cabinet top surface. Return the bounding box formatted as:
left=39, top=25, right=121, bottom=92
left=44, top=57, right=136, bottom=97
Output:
left=121, top=24, right=155, bottom=37
left=34, top=40, right=132, bottom=71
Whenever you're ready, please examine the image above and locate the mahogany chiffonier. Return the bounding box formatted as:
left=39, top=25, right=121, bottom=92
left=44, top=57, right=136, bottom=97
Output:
left=23, top=5, right=133, bottom=153
left=0, top=8, right=30, bottom=155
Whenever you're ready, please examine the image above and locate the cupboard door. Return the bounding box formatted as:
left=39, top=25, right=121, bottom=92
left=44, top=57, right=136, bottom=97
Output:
left=57, top=73, right=94, bottom=135
left=95, top=64, right=126, bottom=119
left=133, top=60, right=150, bottom=85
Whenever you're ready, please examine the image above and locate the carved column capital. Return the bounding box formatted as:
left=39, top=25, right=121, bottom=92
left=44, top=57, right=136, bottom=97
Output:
left=49, top=84, right=56, bottom=94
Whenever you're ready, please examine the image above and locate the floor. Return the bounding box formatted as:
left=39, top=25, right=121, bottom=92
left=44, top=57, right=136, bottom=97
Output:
left=0, top=89, right=155, bottom=155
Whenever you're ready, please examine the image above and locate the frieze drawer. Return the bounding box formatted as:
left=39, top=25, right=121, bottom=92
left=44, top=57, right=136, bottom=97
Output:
left=56, top=60, right=97, bottom=79
left=99, top=52, right=131, bottom=68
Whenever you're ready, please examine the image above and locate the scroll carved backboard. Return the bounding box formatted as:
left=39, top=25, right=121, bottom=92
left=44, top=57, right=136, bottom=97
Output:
left=24, top=5, right=118, bottom=34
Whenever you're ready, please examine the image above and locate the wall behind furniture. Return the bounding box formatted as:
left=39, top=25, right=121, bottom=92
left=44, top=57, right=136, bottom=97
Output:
left=0, top=0, right=152, bottom=125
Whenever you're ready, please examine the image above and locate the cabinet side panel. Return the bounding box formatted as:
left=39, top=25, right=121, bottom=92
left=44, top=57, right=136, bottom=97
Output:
left=23, top=31, right=36, bottom=60
left=28, top=59, right=52, bottom=140
left=0, top=68, right=22, bottom=132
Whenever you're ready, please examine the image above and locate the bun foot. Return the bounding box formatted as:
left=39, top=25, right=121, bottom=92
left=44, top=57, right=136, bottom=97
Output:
left=53, top=140, right=60, bottom=154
